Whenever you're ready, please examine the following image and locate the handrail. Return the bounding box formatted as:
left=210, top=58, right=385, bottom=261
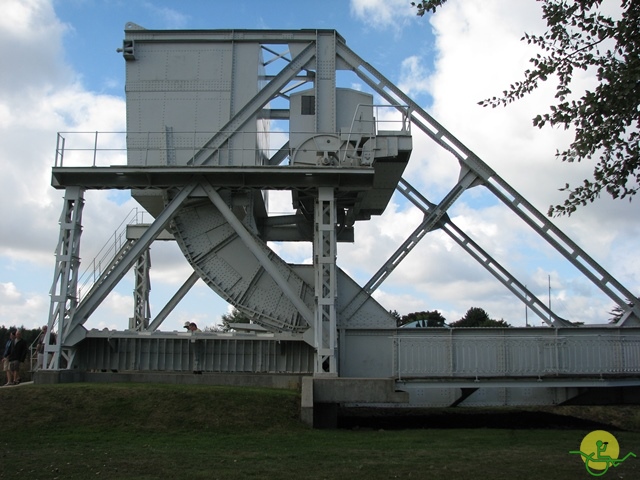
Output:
left=393, top=333, right=640, bottom=380
left=54, top=122, right=411, bottom=169
left=77, top=207, right=145, bottom=302
left=341, top=104, right=410, bottom=164
left=28, top=329, right=43, bottom=372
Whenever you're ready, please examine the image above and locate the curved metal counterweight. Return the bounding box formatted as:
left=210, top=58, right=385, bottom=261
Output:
left=171, top=197, right=314, bottom=333
left=169, top=186, right=399, bottom=334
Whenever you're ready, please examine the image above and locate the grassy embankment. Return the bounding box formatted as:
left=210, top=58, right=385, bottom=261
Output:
left=2, top=383, right=640, bottom=479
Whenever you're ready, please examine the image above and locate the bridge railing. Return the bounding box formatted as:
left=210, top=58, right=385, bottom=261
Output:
left=54, top=130, right=288, bottom=168
left=77, top=207, right=145, bottom=302
left=394, top=333, right=640, bottom=380
left=54, top=118, right=411, bottom=169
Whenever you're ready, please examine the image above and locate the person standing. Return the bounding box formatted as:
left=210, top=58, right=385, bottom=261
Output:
left=183, top=321, right=201, bottom=332
left=2, top=328, right=15, bottom=386
left=8, top=329, right=28, bottom=385
left=36, top=325, right=56, bottom=370
left=183, top=321, right=202, bottom=373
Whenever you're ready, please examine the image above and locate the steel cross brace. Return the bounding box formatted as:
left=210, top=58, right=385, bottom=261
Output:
left=340, top=169, right=480, bottom=321
left=396, top=178, right=571, bottom=327
left=336, top=42, right=640, bottom=324
left=147, top=272, right=200, bottom=332
left=62, top=181, right=200, bottom=345
left=188, top=43, right=316, bottom=167
left=201, top=180, right=315, bottom=326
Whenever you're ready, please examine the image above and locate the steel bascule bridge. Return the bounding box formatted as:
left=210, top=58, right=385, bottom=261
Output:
left=41, top=25, right=640, bottom=426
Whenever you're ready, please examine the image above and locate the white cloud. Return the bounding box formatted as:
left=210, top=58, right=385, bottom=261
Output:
left=0, top=281, right=48, bottom=329
left=0, top=0, right=192, bottom=331
left=0, top=0, right=72, bottom=91
left=421, top=0, right=610, bottom=213
left=0, top=282, right=21, bottom=303
left=398, top=56, right=431, bottom=97
left=368, top=0, right=640, bottom=324
left=350, top=0, right=417, bottom=30
left=2, top=0, right=634, bottom=336
left=142, top=2, right=190, bottom=29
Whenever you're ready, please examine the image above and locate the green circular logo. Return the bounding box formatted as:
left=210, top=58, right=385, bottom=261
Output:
left=570, top=430, right=636, bottom=477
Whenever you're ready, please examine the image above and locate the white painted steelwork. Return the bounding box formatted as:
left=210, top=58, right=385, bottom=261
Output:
left=394, top=332, right=640, bottom=380
left=47, top=186, right=84, bottom=369
left=313, top=187, right=337, bottom=374
left=46, top=27, right=640, bottom=407
left=79, top=330, right=314, bottom=374
left=116, top=27, right=411, bottom=372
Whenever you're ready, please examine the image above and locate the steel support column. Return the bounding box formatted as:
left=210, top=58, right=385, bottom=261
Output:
left=46, top=186, right=85, bottom=369
left=130, top=248, right=151, bottom=331
left=315, top=31, right=336, bottom=134
left=314, top=187, right=337, bottom=374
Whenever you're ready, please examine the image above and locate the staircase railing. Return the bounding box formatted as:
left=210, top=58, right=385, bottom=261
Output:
left=77, top=207, right=145, bottom=302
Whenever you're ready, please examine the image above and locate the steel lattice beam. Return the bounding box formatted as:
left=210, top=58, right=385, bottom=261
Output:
left=63, top=181, right=200, bottom=345
left=335, top=41, right=640, bottom=325
left=46, top=186, right=84, bottom=368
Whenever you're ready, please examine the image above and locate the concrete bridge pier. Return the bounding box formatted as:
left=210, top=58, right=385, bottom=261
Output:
left=301, top=377, right=409, bottom=428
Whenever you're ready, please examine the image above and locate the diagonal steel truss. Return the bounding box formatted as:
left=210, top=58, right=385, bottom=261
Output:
left=334, top=42, right=640, bottom=326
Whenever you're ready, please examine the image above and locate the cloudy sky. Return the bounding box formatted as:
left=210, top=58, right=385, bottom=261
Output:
left=0, top=0, right=637, bottom=333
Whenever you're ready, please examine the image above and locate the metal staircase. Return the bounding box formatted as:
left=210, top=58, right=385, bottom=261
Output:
left=77, top=208, right=144, bottom=302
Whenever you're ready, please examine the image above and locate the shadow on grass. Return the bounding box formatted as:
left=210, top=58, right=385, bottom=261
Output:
left=338, top=407, right=621, bottom=431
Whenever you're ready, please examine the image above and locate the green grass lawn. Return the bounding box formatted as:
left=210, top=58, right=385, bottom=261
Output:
left=2, top=383, right=639, bottom=479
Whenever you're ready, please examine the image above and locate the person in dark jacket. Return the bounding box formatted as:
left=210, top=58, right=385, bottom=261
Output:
left=3, top=327, right=15, bottom=386
left=8, top=329, right=27, bottom=385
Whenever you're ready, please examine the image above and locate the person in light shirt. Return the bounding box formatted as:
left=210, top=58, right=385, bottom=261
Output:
left=183, top=321, right=201, bottom=332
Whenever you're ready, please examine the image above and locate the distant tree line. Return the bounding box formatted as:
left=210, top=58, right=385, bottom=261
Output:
left=214, top=296, right=635, bottom=331
left=1, top=325, right=43, bottom=347
left=207, top=308, right=251, bottom=332
left=217, top=306, right=511, bottom=331
left=392, top=307, right=511, bottom=328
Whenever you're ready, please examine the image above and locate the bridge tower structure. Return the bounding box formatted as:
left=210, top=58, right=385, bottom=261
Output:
left=45, top=26, right=640, bottom=416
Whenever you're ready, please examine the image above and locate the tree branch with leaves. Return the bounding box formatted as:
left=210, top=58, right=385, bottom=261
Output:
left=412, top=0, right=640, bottom=216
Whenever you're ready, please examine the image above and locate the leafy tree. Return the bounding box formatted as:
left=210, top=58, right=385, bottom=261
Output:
left=399, top=310, right=447, bottom=327
left=389, top=309, right=402, bottom=325
left=1, top=325, right=42, bottom=347
left=449, top=307, right=511, bottom=327
left=412, top=0, right=640, bottom=216
left=411, top=0, right=447, bottom=14
left=218, top=308, right=252, bottom=332
left=609, top=305, right=624, bottom=323
left=608, top=296, right=637, bottom=323
left=203, top=324, right=222, bottom=332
